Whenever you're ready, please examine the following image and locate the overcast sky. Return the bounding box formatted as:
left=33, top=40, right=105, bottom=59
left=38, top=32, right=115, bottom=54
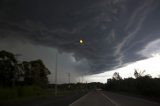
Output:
left=0, top=0, right=160, bottom=83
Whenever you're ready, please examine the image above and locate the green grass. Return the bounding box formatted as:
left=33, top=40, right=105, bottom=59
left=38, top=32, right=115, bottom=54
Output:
left=0, top=86, right=48, bottom=102
left=0, top=85, right=88, bottom=104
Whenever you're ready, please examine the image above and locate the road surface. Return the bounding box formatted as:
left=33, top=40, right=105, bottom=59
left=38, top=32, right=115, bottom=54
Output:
left=69, top=90, right=160, bottom=106
left=1, top=90, right=160, bottom=106
left=0, top=91, right=85, bottom=106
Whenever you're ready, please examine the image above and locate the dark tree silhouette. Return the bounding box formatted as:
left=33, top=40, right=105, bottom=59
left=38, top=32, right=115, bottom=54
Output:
left=105, top=71, right=160, bottom=97
left=28, top=60, right=50, bottom=87
left=0, top=50, right=17, bottom=86
left=134, top=69, right=145, bottom=78
left=0, top=50, right=50, bottom=87
left=112, top=72, right=122, bottom=80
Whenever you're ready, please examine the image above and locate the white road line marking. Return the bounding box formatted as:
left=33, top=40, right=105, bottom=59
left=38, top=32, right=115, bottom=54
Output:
left=100, top=91, right=120, bottom=106
left=68, top=92, right=89, bottom=106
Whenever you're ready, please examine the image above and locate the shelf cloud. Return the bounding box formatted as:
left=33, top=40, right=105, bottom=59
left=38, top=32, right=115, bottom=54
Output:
left=0, top=0, right=160, bottom=75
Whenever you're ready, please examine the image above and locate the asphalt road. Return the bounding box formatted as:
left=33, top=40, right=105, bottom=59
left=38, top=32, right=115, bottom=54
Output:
left=0, top=91, right=85, bottom=106
left=69, top=90, right=160, bottom=106
left=1, top=90, right=160, bottom=106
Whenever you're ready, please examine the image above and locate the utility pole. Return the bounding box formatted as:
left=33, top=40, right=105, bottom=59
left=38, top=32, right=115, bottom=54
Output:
left=68, top=73, right=70, bottom=84
left=82, top=75, right=84, bottom=83
left=14, top=54, right=22, bottom=87
left=67, top=73, right=71, bottom=88
left=54, top=51, right=58, bottom=96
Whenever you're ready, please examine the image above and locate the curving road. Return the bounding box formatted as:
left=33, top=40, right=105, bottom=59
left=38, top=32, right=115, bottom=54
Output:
left=69, top=90, right=160, bottom=106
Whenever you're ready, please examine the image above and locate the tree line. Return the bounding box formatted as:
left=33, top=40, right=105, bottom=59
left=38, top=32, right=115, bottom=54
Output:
left=105, top=70, right=160, bottom=97
left=0, top=50, right=50, bottom=87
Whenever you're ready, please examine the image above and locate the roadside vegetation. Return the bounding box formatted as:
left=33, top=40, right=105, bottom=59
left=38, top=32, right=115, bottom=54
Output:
left=105, top=70, right=160, bottom=98
left=0, top=50, right=104, bottom=103
left=0, top=50, right=50, bottom=102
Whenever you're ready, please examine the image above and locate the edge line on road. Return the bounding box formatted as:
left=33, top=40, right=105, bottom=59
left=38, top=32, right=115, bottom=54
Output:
left=68, top=92, right=90, bottom=106
left=100, top=91, right=120, bottom=106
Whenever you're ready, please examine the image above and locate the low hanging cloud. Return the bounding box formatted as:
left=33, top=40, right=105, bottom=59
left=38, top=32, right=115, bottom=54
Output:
left=0, top=0, right=160, bottom=74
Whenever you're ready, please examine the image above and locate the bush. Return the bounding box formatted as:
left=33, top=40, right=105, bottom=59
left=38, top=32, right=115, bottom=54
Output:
left=0, top=86, right=46, bottom=101
left=105, top=77, right=160, bottom=97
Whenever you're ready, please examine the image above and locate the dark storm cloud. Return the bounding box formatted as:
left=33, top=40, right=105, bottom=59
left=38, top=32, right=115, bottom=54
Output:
left=0, top=0, right=160, bottom=74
